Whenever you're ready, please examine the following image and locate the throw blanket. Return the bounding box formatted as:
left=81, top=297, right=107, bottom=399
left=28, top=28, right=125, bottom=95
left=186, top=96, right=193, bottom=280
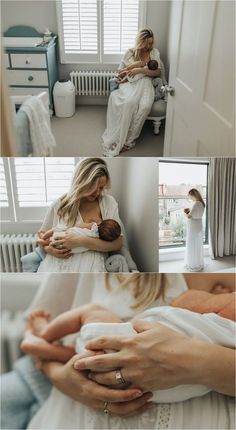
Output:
left=19, top=97, right=56, bottom=156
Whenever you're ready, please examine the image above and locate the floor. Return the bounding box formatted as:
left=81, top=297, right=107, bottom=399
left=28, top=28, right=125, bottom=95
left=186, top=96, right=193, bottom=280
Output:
left=51, top=105, right=165, bottom=157
left=159, top=255, right=235, bottom=273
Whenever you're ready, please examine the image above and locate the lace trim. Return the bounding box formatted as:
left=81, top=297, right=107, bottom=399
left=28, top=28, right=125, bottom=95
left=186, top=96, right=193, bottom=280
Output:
left=157, top=404, right=171, bottom=429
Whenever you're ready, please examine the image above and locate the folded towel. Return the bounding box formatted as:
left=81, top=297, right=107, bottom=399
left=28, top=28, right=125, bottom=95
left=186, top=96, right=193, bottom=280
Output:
left=105, top=254, right=129, bottom=272
left=19, top=96, right=56, bottom=156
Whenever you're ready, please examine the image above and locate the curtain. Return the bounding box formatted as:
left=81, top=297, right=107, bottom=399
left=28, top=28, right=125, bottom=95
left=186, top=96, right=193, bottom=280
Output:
left=208, top=158, right=236, bottom=258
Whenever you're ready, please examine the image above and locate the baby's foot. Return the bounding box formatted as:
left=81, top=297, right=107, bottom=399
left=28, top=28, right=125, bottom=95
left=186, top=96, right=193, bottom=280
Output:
left=21, top=331, right=75, bottom=363
left=29, top=308, right=50, bottom=337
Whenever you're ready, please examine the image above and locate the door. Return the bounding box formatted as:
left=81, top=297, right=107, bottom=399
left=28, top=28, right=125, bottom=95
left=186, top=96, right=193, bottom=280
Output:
left=164, top=0, right=235, bottom=156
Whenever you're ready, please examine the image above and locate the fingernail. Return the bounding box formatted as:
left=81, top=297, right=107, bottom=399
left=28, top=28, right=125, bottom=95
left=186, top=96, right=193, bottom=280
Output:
left=146, top=393, right=153, bottom=400
left=133, top=390, right=143, bottom=398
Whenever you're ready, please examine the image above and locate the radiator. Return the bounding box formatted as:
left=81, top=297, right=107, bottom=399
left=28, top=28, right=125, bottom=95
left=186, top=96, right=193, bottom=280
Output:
left=70, top=70, right=115, bottom=96
left=1, top=310, right=25, bottom=373
left=0, top=234, right=37, bottom=272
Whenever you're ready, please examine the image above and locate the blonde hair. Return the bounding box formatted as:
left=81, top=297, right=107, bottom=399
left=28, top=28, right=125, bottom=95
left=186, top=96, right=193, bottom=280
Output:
left=105, top=273, right=168, bottom=311
left=57, top=158, right=111, bottom=227
left=132, top=28, right=154, bottom=61
left=188, top=188, right=205, bottom=208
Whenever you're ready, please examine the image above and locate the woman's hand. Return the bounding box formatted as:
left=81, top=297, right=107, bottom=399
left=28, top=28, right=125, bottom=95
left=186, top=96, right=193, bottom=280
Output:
left=127, top=68, right=140, bottom=77
left=74, top=321, right=194, bottom=392
left=74, top=320, right=235, bottom=396
left=41, top=353, right=154, bottom=417
left=43, top=243, right=72, bottom=259
left=51, top=232, right=85, bottom=250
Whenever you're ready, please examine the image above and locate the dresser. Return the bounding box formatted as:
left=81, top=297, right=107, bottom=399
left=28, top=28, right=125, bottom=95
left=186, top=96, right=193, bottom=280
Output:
left=4, top=25, right=58, bottom=111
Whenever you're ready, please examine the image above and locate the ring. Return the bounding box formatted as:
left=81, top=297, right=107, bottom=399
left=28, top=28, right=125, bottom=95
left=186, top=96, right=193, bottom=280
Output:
left=103, top=401, right=109, bottom=415
left=115, top=369, right=126, bottom=385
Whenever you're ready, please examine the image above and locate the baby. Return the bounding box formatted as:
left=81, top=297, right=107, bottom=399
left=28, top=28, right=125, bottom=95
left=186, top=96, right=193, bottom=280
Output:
left=117, top=59, right=159, bottom=84
left=109, top=59, right=159, bottom=91
left=21, top=219, right=121, bottom=272
left=51, top=219, right=121, bottom=252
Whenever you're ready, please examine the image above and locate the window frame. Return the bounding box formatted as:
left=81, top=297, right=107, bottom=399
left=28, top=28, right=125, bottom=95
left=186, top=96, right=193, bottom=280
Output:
left=0, top=157, right=80, bottom=223
left=56, top=0, right=147, bottom=65
left=159, top=159, right=209, bottom=250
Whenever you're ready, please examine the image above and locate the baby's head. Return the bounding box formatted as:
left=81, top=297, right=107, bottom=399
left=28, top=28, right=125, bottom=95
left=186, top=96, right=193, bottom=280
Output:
left=147, top=59, right=159, bottom=70
left=98, top=219, right=121, bottom=241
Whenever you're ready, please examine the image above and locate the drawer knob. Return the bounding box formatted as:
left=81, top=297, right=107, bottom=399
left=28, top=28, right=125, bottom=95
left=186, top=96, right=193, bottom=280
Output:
left=25, top=59, right=31, bottom=64
left=28, top=76, right=34, bottom=81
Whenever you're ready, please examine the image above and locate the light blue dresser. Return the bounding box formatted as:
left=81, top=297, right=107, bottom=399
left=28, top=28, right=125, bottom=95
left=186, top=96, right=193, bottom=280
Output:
left=4, top=25, right=58, bottom=111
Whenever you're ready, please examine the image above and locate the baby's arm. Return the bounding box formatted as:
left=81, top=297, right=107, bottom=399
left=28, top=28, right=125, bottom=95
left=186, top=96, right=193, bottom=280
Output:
left=118, top=61, right=145, bottom=74
left=40, top=304, right=122, bottom=344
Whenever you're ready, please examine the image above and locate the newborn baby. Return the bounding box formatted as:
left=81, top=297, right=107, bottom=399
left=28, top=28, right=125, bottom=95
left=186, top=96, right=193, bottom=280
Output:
left=51, top=219, right=121, bottom=253
left=117, top=59, right=159, bottom=84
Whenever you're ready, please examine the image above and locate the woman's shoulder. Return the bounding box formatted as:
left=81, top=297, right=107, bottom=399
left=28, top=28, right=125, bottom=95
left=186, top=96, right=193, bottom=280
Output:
left=101, top=193, right=118, bottom=207
left=49, top=197, right=62, bottom=211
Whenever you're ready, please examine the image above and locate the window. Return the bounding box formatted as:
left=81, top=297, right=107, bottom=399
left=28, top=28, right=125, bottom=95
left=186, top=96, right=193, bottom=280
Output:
left=159, top=161, right=208, bottom=249
left=57, top=0, right=146, bottom=64
left=1, top=158, right=77, bottom=222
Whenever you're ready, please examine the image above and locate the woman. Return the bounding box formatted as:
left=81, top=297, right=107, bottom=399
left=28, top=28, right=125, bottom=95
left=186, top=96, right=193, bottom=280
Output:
left=4, top=273, right=233, bottom=430
left=37, top=158, right=123, bottom=272
left=184, top=188, right=205, bottom=272
left=102, top=28, right=161, bottom=156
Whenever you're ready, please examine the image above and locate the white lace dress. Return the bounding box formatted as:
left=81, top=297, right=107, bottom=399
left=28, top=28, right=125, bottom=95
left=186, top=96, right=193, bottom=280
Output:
left=185, top=201, right=205, bottom=272
left=102, top=48, right=161, bottom=156
left=37, top=194, right=121, bottom=273
left=27, top=274, right=235, bottom=430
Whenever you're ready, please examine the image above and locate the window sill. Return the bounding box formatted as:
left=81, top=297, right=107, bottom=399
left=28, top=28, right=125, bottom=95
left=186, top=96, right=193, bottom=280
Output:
left=159, top=244, right=210, bottom=261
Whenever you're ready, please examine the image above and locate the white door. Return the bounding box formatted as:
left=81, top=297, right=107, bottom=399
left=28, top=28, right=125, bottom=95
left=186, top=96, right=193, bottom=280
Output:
left=164, top=0, right=235, bottom=156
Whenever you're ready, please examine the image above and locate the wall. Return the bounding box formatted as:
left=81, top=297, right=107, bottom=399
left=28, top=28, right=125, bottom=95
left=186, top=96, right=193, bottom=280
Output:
left=1, top=0, right=171, bottom=80
left=106, top=157, right=158, bottom=272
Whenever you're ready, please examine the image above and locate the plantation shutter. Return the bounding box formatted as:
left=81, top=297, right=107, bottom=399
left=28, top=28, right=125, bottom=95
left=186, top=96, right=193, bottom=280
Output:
left=58, top=0, right=99, bottom=63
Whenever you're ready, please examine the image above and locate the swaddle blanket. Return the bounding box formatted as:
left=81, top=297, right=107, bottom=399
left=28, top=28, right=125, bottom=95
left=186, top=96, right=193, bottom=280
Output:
left=172, top=290, right=236, bottom=321
left=74, top=308, right=235, bottom=403
left=19, top=96, right=56, bottom=156
left=105, top=254, right=129, bottom=272
left=52, top=224, right=99, bottom=254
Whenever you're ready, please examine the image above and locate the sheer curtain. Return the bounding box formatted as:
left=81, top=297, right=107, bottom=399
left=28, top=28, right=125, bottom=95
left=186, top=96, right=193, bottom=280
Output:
left=208, top=158, right=236, bottom=258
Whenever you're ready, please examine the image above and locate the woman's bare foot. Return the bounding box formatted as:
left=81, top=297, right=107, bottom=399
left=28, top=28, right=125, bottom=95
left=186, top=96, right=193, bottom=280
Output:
left=120, top=145, right=131, bottom=153
left=28, top=308, right=50, bottom=337
left=211, top=284, right=232, bottom=294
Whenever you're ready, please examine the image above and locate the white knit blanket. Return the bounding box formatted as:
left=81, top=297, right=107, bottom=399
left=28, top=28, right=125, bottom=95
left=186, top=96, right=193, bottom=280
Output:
left=20, top=96, right=56, bottom=156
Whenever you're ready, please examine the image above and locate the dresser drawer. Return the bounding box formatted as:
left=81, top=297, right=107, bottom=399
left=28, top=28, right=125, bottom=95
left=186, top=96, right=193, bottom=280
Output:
left=7, top=69, right=48, bottom=86
left=10, top=53, right=47, bottom=69
left=4, top=53, right=10, bottom=68
left=9, top=86, right=49, bottom=101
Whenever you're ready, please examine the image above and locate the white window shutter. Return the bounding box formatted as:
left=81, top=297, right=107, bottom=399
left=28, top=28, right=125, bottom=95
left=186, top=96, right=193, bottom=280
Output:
left=103, top=0, right=139, bottom=54
left=58, top=0, right=99, bottom=63
left=9, top=158, right=76, bottom=221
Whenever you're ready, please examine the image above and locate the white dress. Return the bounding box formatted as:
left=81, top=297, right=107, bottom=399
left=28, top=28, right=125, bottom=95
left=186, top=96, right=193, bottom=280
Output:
left=37, top=194, right=122, bottom=273
left=185, top=201, right=205, bottom=272
left=27, top=273, right=235, bottom=430
left=102, top=48, right=161, bottom=156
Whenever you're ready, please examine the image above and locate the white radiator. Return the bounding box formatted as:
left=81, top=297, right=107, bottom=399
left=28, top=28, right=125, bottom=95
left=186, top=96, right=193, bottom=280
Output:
left=70, top=70, right=115, bottom=96
left=1, top=310, right=25, bottom=373
left=0, top=234, right=37, bottom=272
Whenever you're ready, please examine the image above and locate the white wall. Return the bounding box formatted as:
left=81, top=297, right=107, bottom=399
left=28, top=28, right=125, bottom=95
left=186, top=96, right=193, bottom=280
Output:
left=106, top=158, right=158, bottom=272
left=1, top=0, right=171, bottom=79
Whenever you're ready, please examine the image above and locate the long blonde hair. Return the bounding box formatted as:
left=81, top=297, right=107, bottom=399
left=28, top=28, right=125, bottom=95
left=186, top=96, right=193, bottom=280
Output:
left=57, top=158, right=111, bottom=227
left=131, top=28, right=154, bottom=61
left=105, top=273, right=168, bottom=311
left=188, top=188, right=205, bottom=208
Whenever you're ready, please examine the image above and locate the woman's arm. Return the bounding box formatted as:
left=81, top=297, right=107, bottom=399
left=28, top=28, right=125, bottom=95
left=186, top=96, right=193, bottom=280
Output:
left=74, top=320, right=235, bottom=397
left=128, top=67, right=161, bottom=78
left=53, top=233, right=123, bottom=253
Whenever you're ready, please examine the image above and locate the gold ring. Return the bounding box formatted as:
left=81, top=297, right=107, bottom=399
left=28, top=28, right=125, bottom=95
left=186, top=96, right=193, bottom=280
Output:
left=103, top=401, right=109, bottom=415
